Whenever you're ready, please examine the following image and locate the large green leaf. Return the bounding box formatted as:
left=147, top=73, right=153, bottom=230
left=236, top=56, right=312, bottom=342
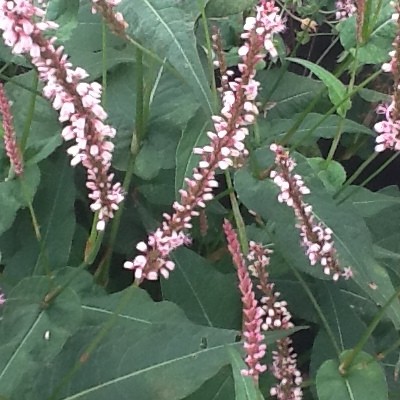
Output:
left=286, top=58, right=351, bottom=117
left=31, top=287, right=240, bottom=400
left=119, top=0, right=213, bottom=114
left=161, top=247, right=241, bottom=329
left=234, top=150, right=400, bottom=328
left=316, top=351, right=388, bottom=400
left=0, top=276, right=82, bottom=398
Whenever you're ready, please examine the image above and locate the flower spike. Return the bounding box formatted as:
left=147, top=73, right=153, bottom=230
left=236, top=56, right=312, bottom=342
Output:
left=270, top=144, right=345, bottom=281
left=124, top=0, right=286, bottom=282
left=223, top=220, right=267, bottom=382
left=0, top=83, right=23, bottom=175
left=0, top=0, right=124, bottom=230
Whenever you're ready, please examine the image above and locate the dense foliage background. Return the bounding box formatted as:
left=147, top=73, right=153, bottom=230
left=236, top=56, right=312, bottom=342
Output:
left=1, top=0, right=400, bottom=399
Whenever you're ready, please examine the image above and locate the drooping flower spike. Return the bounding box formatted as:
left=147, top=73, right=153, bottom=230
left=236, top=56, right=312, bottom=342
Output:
left=270, top=144, right=348, bottom=281
left=0, top=0, right=124, bottom=230
left=374, top=3, right=400, bottom=152
left=124, top=0, right=286, bottom=282
left=0, top=82, right=23, bottom=175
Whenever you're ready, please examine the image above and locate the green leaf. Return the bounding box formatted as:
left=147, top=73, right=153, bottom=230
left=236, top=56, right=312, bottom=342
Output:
left=316, top=351, right=388, bottom=400
left=228, top=348, right=262, bottom=400
left=0, top=276, right=82, bottom=398
left=341, top=186, right=400, bottom=218
left=307, top=158, right=347, bottom=194
left=185, top=366, right=234, bottom=400
left=206, top=0, right=256, bottom=17
left=32, top=287, right=240, bottom=400
left=119, top=0, right=213, bottom=114
left=258, top=69, right=324, bottom=120
left=32, top=155, right=76, bottom=271
left=1, top=153, right=75, bottom=283
left=63, top=3, right=137, bottom=78
left=161, top=247, right=241, bottom=329
left=286, top=58, right=351, bottom=117
left=258, top=113, right=373, bottom=145
left=310, top=284, right=373, bottom=376
left=46, top=0, right=79, bottom=41
left=234, top=150, right=400, bottom=329
left=0, top=164, right=40, bottom=236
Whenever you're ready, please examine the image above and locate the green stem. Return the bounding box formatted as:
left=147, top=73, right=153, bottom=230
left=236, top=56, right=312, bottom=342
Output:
left=325, top=117, right=345, bottom=163
left=339, top=285, right=400, bottom=375
left=333, top=152, right=378, bottom=200
left=290, top=69, right=381, bottom=150
left=225, top=171, right=248, bottom=255
left=336, top=152, right=400, bottom=205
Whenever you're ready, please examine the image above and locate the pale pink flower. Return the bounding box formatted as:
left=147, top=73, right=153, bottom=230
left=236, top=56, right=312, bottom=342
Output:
left=223, top=220, right=267, bottom=382
left=374, top=4, right=400, bottom=153
left=0, top=290, right=5, bottom=306
left=0, top=0, right=123, bottom=230
left=335, top=0, right=357, bottom=20
left=124, top=1, right=286, bottom=282
left=270, top=144, right=343, bottom=280
left=0, top=82, right=23, bottom=175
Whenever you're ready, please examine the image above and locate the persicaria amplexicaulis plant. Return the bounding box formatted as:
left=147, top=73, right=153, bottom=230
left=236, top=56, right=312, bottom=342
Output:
left=0, top=0, right=399, bottom=399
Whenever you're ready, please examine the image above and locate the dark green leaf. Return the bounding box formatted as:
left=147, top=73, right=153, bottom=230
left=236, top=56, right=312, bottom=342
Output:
left=286, top=58, right=351, bottom=117
left=0, top=276, right=82, bottom=398
left=119, top=0, right=213, bottom=114
left=316, top=351, right=388, bottom=400
left=162, top=247, right=241, bottom=329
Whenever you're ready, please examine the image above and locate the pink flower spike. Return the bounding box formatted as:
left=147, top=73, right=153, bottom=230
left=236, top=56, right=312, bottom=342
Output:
left=223, top=220, right=267, bottom=383
left=270, top=144, right=344, bottom=280
left=0, top=82, right=23, bottom=175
